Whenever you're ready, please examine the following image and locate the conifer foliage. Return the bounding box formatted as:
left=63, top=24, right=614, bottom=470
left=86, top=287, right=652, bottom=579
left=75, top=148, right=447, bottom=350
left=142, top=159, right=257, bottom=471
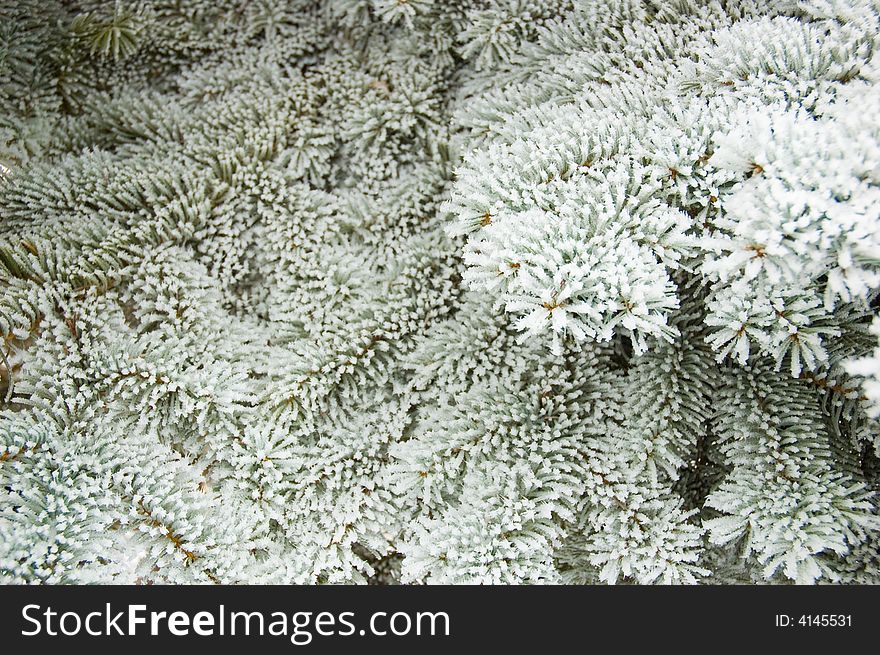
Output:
left=1, top=0, right=878, bottom=584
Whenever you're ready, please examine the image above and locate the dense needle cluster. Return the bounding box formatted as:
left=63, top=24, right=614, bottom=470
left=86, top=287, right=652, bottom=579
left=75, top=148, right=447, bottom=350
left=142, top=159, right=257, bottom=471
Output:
left=1, top=0, right=878, bottom=584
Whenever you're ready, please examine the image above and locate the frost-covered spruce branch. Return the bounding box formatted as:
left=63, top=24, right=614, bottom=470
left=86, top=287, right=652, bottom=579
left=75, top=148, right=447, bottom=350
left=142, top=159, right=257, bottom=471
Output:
left=0, top=0, right=878, bottom=584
